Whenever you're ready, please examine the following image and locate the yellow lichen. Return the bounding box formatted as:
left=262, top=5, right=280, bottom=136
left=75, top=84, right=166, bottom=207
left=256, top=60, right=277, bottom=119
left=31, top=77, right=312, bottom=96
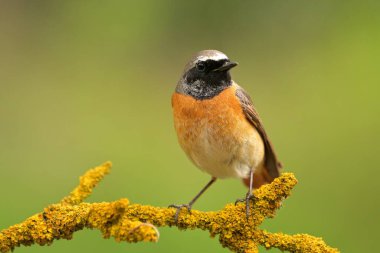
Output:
left=60, top=161, right=112, bottom=205
left=0, top=162, right=339, bottom=253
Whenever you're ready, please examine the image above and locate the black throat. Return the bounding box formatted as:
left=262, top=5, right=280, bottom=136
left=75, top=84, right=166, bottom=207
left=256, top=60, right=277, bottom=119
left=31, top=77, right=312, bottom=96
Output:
left=176, top=68, right=232, bottom=100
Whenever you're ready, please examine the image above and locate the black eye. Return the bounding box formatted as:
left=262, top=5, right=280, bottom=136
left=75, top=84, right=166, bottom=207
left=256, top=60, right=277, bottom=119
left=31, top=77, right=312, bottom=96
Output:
left=196, top=62, right=206, bottom=72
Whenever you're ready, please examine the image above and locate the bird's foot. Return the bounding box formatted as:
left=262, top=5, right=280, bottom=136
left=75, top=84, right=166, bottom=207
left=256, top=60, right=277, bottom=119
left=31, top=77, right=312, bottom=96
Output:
left=168, top=203, right=192, bottom=222
left=235, top=192, right=255, bottom=220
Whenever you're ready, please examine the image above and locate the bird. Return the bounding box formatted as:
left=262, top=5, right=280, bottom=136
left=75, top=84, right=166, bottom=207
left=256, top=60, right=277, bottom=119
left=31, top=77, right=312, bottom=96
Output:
left=169, top=50, right=282, bottom=221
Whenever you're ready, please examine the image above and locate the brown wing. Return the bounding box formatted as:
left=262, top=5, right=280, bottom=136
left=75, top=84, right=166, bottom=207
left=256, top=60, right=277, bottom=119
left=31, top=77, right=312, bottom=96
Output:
left=235, top=87, right=282, bottom=180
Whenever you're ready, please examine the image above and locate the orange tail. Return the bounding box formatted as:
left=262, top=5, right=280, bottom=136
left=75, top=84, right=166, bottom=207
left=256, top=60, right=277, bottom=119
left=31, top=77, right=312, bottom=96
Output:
left=242, top=169, right=273, bottom=189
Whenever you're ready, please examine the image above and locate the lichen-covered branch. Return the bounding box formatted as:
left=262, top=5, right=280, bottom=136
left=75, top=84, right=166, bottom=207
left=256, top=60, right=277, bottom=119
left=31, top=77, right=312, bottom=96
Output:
left=0, top=162, right=339, bottom=253
left=60, top=161, right=111, bottom=205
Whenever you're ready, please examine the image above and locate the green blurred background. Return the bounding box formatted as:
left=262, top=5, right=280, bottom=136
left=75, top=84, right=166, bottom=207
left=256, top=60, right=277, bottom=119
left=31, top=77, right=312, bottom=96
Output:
left=0, top=1, right=378, bottom=252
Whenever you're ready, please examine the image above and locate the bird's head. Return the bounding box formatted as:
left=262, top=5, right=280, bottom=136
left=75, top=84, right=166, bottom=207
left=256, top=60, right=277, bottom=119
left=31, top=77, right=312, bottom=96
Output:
left=176, top=50, right=238, bottom=100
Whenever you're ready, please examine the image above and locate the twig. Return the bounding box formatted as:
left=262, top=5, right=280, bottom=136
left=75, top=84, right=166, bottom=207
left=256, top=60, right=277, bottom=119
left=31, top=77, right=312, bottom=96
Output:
left=0, top=162, right=339, bottom=253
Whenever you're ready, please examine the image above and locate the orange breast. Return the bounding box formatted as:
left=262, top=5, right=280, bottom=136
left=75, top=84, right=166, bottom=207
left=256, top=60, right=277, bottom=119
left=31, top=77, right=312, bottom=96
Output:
left=171, top=85, right=264, bottom=179
left=172, top=85, right=247, bottom=146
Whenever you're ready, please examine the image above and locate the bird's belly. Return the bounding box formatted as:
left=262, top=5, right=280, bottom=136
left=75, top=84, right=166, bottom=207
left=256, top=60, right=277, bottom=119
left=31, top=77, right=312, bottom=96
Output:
left=181, top=121, right=264, bottom=178
left=172, top=91, right=265, bottom=179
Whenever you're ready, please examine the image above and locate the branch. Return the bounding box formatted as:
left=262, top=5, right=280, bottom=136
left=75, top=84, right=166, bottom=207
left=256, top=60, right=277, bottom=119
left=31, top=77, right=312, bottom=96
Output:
left=0, top=162, right=339, bottom=253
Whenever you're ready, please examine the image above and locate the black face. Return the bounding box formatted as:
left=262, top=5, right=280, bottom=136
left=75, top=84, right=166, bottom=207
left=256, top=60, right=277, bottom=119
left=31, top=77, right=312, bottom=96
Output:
left=176, top=59, right=235, bottom=100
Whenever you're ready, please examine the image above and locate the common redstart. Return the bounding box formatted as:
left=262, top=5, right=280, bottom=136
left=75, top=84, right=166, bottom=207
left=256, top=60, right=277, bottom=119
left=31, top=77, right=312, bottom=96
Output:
left=170, top=50, right=282, bottom=220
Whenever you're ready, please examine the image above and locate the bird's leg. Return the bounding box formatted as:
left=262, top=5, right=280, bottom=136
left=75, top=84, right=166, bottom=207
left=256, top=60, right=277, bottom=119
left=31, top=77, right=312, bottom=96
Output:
left=235, top=169, right=255, bottom=220
left=169, top=177, right=217, bottom=222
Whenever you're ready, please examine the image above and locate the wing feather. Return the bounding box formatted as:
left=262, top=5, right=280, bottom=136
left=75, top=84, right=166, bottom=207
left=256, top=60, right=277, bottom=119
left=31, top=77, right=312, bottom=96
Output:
left=235, top=87, right=282, bottom=179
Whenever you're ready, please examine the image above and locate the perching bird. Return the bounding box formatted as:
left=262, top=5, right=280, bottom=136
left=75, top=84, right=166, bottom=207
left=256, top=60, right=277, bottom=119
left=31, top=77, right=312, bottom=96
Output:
left=170, top=50, right=282, bottom=221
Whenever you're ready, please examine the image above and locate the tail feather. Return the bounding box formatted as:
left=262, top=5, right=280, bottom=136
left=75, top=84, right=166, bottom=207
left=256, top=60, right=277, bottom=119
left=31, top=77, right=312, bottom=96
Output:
left=242, top=168, right=274, bottom=189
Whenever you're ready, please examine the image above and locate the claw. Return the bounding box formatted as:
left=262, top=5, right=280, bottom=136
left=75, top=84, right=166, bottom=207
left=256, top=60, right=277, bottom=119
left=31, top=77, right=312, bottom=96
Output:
left=235, top=198, right=245, bottom=206
left=168, top=204, right=192, bottom=222
left=235, top=192, right=255, bottom=220
left=167, top=178, right=216, bottom=223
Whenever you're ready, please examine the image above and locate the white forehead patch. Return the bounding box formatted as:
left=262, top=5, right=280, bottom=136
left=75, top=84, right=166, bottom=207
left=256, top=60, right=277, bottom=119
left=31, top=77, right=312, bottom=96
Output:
left=196, top=51, right=228, bottom=62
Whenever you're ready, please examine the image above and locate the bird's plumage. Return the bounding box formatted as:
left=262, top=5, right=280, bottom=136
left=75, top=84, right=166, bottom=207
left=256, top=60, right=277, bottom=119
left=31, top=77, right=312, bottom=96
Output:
left=169, top=50, right=282, bottom=221
left=172, top=83, right=265, bottom=180
left=172, top=49, right=281, bottom=189
left=235, top=87, right=282, bottom=180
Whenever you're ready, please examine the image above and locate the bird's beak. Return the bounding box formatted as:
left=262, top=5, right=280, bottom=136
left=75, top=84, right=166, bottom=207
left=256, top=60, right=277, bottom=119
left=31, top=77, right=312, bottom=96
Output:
left=213, top=61, right=238, bottom=72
